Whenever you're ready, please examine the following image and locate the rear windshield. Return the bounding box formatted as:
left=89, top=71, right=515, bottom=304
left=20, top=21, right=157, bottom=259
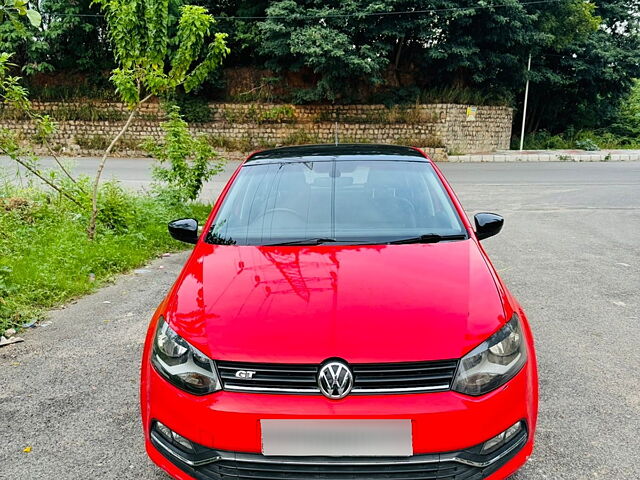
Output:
left=206, top=160, right=467, bottom=245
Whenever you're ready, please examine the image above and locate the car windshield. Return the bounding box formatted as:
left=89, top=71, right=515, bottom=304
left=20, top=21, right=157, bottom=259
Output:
left=206, top=159, right=467, bottom=245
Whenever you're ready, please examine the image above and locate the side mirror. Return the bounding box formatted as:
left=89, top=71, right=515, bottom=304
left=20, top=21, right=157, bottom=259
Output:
left=168, top=218, right=199, bottom=244
left=474, top=213, right=504, bottom=240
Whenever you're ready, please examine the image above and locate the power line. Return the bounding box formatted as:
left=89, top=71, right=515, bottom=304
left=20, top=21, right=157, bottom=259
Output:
left=222, top=0, right=565, bottom=19
left=41, top=0, right=565, bottom=21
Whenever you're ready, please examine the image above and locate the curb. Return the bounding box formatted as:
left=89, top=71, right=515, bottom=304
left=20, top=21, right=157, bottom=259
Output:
left=448, top=151, right=640, bottom=162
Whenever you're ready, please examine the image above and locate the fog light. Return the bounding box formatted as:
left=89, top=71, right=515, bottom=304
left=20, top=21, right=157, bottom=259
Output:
left=504, top=421, right=522, bottom=440
left=153, top=421, right=195, bottom=452
left=155, top=421, right=173, bottom=442
left=481, top=421, right=523, bottom=454
left=481, top=432, right=505, bottom=453
left=172, top=431, right=195, bottom=452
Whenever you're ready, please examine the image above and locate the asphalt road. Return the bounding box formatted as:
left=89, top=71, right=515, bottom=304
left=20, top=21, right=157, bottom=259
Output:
left=1, top=160, right=639, bottom=479
left=0, top=156, right=238, bottom=201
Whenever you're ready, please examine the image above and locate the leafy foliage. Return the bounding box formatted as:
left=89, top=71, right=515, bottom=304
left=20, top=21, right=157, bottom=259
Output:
left=203, top=0, right=640, bottom=134
left=1, top=0, right=110, bottom=75
left=0, top=52, right=86, bottom=209
left=0, top=181, right=211, bottom=334
left=168, top=94, right=215, bottom=122
left=145, top=106, right=224, bottom=203
left=86, top=0, right=229, bottom=239
left=516, top=125, right=640, bottom=150
left=611, top=79, right=640, bottom=138
left=0, top=0, right=41, bottom=28
left=93, top=0, right=230, bottom=107
left=2, top=0, right=640, bottom=135
left=520, top=0, right=640, bottom=132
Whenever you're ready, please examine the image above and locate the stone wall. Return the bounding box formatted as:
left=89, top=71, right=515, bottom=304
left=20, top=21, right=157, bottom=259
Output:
left=1, top=101, right=512, bottom=159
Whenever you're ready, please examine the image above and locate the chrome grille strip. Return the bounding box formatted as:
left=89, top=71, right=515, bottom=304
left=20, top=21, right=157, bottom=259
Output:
left=217, top=359, right=458, bottom=395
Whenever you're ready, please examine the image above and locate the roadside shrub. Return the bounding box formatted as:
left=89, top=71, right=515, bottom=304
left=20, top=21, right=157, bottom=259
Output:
left=0, top=182, right=211, bottom=334
left=516, top=128, right=640, bottom=150
left=96, top=181, right=137, bottom=233
left=258, top=105, right=296, bottom=123
left=575, top=138, right=600, bottom=151
left=145, top=106, right=224, bottom=203
left=75, top=134, right=111, bottom=150
left=282, top=130, right=321, bottom=145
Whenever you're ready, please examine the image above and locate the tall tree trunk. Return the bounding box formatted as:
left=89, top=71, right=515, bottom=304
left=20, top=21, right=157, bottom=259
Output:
left=393, top=37, right=405, bottom=86
left=87, top=94, right=152, bottom=240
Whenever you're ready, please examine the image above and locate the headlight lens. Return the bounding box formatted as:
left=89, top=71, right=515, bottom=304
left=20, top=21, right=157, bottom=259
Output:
left=151, top=316, right=221, bottom=395
left=452, top=314, right=527, bottom=396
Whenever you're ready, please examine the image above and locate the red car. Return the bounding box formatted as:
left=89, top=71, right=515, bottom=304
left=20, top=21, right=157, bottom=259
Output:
left=141, top=144, right=538, bottom=480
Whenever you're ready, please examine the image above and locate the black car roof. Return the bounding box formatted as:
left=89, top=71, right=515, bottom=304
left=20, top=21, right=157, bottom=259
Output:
left=246, top=144, right=429, bottom=164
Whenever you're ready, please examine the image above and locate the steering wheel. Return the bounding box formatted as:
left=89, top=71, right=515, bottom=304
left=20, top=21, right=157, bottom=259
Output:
left=252, top=208, right=306, bottom=223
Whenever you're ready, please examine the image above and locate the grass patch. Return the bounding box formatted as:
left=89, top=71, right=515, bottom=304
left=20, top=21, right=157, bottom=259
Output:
left=0, top=182, right=211, bottom=335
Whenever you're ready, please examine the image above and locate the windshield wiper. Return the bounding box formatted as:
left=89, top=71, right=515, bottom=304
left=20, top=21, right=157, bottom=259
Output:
left=387, top=233, right=467, bottom=245
left=263, top=237, right=338, bottom=246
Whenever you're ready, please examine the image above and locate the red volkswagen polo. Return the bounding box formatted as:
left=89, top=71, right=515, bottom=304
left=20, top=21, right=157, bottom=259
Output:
left=141, top=144, right=538, bottom=480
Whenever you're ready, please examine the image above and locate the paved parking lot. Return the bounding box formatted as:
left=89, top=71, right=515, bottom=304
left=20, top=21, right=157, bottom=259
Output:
left=1, top=160, right=638, bottom=479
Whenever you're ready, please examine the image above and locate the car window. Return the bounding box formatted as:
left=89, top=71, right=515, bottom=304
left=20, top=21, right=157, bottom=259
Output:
left=207, top=160, right=467, bottom=245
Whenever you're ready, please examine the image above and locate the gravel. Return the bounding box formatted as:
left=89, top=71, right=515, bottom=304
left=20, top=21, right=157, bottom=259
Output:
left=1, top=161, right=638, bottom=479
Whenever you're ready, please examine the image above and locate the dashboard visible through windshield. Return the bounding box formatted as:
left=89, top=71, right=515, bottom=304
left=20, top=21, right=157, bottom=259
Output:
left=206, top=159, right=467, bottom=246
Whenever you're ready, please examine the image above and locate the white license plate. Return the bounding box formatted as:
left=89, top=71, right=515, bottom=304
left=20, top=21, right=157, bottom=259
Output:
left=260, top=419, right=413, bottom=457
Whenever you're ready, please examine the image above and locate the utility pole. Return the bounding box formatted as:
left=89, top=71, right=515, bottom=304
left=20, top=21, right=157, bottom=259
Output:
left=519, top=53, right=532, bottom=151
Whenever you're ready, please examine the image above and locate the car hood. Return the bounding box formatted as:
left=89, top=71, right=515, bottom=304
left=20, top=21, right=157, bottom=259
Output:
left=166, top=241, right=507, bottom=363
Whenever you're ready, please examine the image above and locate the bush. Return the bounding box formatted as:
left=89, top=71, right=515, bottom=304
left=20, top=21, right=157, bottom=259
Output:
left=258, top=105, right=296, bottom=123
left=0, top=182, right=211, bottom=334
left=575, top=138, right=600, bottom=151
left=515, top=128, right=640, bottom=150
left=145, top=106, right=225, bottom=203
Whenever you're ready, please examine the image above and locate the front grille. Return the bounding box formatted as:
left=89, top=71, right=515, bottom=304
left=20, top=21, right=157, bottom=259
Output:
left=200, top=454, right=482, bottom=480
left=216, top=359, right=458, bottom=395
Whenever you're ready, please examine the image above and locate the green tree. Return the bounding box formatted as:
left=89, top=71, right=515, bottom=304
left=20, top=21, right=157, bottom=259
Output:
left=32, top=0, right=111, bottom=74
left=0, top=0, right=111, bottom=80
left=250, top=0, right=598, bottom=104
left=611, top=79, right=640, bottom=137
left=520, top=0, right=640, bottom=132
left=0, top=3, right=85, bottom=206
left=0, top=0, right=40, bottom=28
left=257, top=0, right=394, bottom=101
left=88, top=0, right=229, bottom=238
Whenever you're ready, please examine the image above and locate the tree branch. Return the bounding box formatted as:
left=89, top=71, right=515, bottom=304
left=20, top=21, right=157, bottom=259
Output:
left=0, top=147, right=84, bottom=208
left=87, top=93, right=153, bottom=239
left=23, top=109, right=84, bottom=191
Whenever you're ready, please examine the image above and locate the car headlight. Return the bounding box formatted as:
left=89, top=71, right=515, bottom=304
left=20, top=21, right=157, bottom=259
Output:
left=151, top=316, right=221, bottom=395
left=452, top=314, right=527, bottom=396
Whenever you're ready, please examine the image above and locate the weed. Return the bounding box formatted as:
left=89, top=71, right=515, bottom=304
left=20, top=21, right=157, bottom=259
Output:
left=75, top=134, right=144, bottom=151
left=515, top=129, right=640, bottom=150
left=282, top=130, right=321, bottom=145
left=220, top=104, right=297, bottom=124
left=0, top=182, right=211, bottom=334
left=75, top=134, right=110, bottom=150
left=393, top=135, right=445, bottom=148
left=258, top=105, right=296, bottom=123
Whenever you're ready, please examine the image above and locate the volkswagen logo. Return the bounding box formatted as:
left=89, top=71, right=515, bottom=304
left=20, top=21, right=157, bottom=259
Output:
left=318, top=361, right=353, bottom=400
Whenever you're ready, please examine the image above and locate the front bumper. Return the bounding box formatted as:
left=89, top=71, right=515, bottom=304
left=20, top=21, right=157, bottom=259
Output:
left=149, top=419, right=528, bottom=480
left=141, top=353, right=537, bottom=480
